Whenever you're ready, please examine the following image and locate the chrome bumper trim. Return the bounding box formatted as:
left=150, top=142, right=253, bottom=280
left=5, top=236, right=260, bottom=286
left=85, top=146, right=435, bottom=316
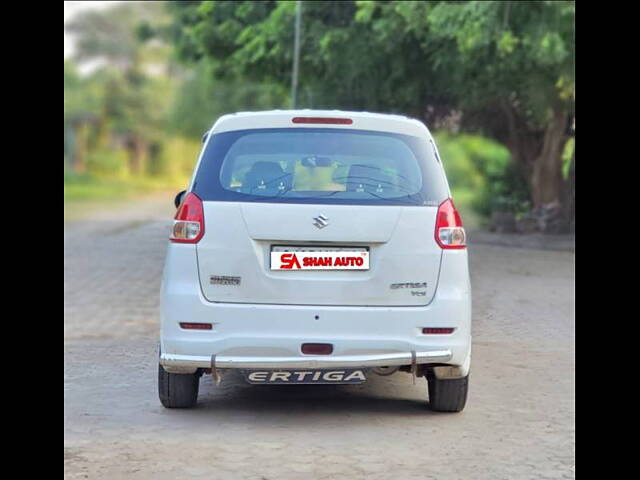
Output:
left=160, top=350, right=452, bottom=370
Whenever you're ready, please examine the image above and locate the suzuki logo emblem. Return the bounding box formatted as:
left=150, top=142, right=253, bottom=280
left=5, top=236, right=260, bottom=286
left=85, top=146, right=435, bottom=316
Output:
left=313, top=214, right=329, bottom=229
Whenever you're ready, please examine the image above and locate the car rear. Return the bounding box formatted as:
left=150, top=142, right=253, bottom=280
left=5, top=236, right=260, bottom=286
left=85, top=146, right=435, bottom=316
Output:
left=158, top=110, right=471, bottom=411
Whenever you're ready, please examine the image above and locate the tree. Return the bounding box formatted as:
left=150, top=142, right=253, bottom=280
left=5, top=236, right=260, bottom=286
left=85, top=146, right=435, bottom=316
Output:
left=168, top=62, right=288, bottom=139
left=413, top=1, right=575, bottom=215
left=65, top=2, right=176, bottom=175
left=168, top=0, right=574, bottom=228
left=64, top=60, right=104, bottom=173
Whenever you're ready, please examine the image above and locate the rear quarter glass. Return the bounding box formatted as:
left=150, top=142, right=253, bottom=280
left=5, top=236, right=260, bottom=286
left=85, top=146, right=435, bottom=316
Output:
left=192, top=128, right=449, bottom=206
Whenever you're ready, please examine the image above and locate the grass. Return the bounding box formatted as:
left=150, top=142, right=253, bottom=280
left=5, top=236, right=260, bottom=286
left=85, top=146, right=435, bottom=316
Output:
left=64, top=173, right=189, bottom=221
left=64, top=173, right=188, bottom=202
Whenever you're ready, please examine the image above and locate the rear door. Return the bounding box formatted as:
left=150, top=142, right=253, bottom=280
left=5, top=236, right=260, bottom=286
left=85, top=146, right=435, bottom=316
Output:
left=196, top=202, right=441, bottom=306
left=192, top=123, right=449, bottom=307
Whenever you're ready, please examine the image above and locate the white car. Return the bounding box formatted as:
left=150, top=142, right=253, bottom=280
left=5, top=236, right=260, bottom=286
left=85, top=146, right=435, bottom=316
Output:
left=158, top=110, right=471, bottom=412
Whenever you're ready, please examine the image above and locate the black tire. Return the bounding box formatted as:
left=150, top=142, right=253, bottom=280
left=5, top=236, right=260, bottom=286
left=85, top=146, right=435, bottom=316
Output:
left=427, top=375, right=469, bottom=412
left=158, top=363, right=200, bottom=408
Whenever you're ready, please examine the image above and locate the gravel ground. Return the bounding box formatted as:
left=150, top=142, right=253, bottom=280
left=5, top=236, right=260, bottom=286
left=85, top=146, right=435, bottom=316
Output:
left=64, top=195, right=575, bottom=479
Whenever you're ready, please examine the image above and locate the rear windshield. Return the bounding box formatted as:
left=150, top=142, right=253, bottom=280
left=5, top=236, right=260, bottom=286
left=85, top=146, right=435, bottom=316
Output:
left=192, top=128, right=448, bottom=206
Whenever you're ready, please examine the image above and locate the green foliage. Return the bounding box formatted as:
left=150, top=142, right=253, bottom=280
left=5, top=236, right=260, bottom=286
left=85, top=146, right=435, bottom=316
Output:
left=64, top=1, right=193, bottom=202
left=65, top=1, right=574, bottom=223
left=168, top=1, right=573, bottom=120
left=64, top=61, right=104, bottom=122
left=154, top=136, right=203, bottom=178
left=435, top=132, right=529, bottom=220
left=562, top=137, right=574, bottom=179
left=65, top=2, right=172, bottom=68
left=65, top=0, right=288, bottom=206
left=64, top=172, right=188, bottom=205
left=86, top=148, right=129, bottom=177
left=167, top=0, right=575, bottom=218
left=168, top=62, right=288, bottom=138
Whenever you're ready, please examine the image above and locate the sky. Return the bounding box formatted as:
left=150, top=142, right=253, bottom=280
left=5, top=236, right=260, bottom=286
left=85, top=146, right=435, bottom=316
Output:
left=64, top=1, right=124, bottom=59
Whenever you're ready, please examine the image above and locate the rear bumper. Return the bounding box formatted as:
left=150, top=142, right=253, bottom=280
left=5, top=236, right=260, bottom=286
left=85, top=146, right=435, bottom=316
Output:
left=160, top=349, right=452, bottom=371
left=159, top=244, right=472, bottom=375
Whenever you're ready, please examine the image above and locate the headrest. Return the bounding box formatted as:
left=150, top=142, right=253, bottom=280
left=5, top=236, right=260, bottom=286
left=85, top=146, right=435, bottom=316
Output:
left=346, top=164, right=393, bottom=193
left=247, top=161, right=284, bottom=177
left=243, top=161, right=288, bottom=192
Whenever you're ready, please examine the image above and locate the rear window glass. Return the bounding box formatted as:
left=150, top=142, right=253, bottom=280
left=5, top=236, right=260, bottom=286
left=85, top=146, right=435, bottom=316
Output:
left=192, top=128, right=447, bottom=206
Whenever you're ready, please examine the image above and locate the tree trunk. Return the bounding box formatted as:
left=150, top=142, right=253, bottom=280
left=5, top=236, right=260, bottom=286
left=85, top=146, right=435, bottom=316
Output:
left=490, top=105, right=570, bottom=233
left=125, top=134, right=147, bottom=175
left=72, top=121, right=89, bottom=174
left=562, top=147, right=575, bottom=233
left=449, top=103, right=573, bottom=232
left=530, top=111, right=567, bottom=209
left=95, top=115, right=111, bottom=151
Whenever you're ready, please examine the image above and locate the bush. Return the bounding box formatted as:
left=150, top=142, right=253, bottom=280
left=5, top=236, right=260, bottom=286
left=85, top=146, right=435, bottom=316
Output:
left=156, top=136, right=202, bottom=179
left=434, top=132, right=528, bottom=223
left=86, top=148, right=129, bottom=177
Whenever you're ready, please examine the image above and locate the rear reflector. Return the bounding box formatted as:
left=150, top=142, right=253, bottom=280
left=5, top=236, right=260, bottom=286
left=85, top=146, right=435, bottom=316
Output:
left=301, top=343, right=334, bottom=355
left=292, top=117, right=353, bottom=125
left=180, top=322, right=212, bottom=330
left=422, top=327, right=455, bottom=334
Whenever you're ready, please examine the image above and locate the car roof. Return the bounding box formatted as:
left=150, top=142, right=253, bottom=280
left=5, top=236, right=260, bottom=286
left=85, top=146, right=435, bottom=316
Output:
left=210, top=109, right=431, bottom=138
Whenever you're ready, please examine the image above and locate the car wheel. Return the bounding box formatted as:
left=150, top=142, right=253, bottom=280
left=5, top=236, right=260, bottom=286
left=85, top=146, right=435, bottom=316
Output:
left=158, top=363, right=200, bottom=408
left=427, top=375, right=469, bottom=412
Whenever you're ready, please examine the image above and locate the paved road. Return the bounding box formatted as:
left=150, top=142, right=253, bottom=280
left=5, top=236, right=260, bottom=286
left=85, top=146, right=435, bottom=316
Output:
left=64, top=195, right=575, bottom=479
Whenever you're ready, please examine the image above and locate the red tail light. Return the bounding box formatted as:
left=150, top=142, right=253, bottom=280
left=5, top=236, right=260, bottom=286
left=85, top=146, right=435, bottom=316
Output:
left=435, top=198, right=466, bottom=249
left=292, top=117, right=353, bottom=125
left=170, top=192, right=205, bottom=243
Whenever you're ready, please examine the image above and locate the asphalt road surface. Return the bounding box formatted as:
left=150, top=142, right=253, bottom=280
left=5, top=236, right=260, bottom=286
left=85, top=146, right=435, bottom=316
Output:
left=64, top=194, right=575, bottom=479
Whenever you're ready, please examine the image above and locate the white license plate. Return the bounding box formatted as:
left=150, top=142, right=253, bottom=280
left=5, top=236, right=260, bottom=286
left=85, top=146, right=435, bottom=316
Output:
left=270, top=246, right=369, bottom=270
